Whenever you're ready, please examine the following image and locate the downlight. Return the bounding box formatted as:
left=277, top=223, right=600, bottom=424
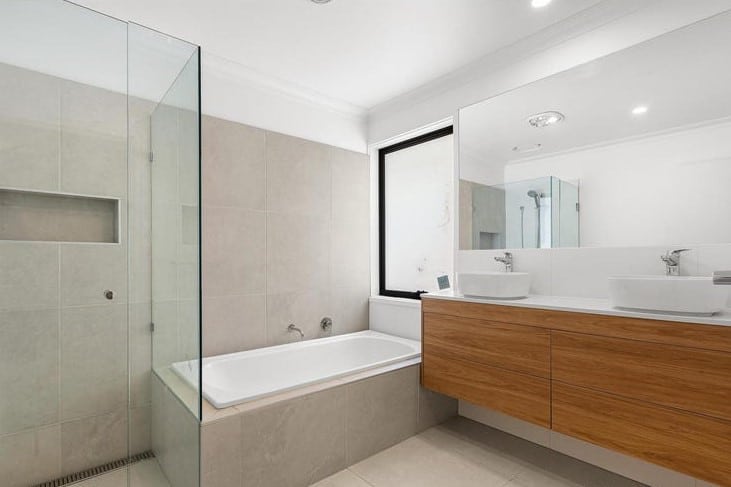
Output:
left=310, top=0, right=332, bottom=3
left=527, top=111, right=565, bottom=128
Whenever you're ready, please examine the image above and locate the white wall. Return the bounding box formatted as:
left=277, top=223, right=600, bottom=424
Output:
left=367, top=0, right=731, bottom=145
left=504, top=120, right=731, bottom=248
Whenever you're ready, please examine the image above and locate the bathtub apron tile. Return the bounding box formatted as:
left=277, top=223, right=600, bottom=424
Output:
left=240, top=386, right=348, bottom=487
left=345, top=365, right=419, bottom=465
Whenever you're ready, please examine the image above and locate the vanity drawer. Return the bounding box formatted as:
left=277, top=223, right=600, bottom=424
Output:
left=552, top=331, right=731, bottom=421
left=422, top=353, right=550, bottom=427
left=423, top=312, right=550, bottom=378
left=552, top=382, right=731, bottom=486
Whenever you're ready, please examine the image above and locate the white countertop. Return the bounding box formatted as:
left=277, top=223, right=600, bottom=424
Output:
left=423, top=290, right=731, bottom=327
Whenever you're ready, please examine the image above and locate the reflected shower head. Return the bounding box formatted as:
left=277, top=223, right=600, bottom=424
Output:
left=527, top=190, right=541, bottom=208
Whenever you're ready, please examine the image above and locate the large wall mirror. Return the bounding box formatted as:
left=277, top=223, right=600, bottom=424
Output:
left=459, top=11, right=731, bottom=250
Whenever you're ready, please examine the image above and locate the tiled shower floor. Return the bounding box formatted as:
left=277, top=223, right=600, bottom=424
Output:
left=311, top=417, right=645, bottom=487
left=71, top=459, right=170, bottom=487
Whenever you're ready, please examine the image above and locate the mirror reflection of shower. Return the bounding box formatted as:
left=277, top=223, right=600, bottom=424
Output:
left=526, top=190, right=543, bottom=248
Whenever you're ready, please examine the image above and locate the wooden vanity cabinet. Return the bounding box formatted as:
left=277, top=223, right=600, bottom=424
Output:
left=421, top=297, right=731, bottom=486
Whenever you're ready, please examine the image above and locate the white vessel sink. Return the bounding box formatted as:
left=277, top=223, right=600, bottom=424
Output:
left=459, top=272, right=530, bottom=299
left=608, top=275, right=729, bottom=316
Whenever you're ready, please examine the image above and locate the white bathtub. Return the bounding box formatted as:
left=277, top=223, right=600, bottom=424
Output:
left=172, top=330, right=421, bottom=409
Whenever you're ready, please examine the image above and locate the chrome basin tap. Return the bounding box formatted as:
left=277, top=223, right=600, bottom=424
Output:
left=660, top=249, right=690, bottom=276
left=494, top=252, right=513, bottom=272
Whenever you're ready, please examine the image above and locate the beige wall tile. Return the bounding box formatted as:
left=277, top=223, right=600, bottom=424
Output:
left=266, top=289, right=329, bottom=345
left=130, top=405, right=151, bottom=456
left=417, top=387, right=457, bottom=432
left=60, top=243, right=127, bottom=306
left=240, top=386, right=347, bottom=487
left=202, top=115, right=266, bottom=210
left=0, top=63, right=60, bottom=192
left=130, top=302, right=152, bottom=407
left=0, top=425, right=61, bottom=487
left=152, top=300, right=179, bottom=369
left=311, top=470, right=372, bottom=487
left=61, top=408, right=127, bottom=475
left=346, top=365, right=419, bottom=464
left=203, top=294, right=267, bottom=356
left=0, top=242, right=59, bottom=310
left=266, top=132, right=331, bottom=216
left=203, top=206, right=265, bottom=297
left=201, top=415, right=242, bottom=487
left=60, top=304, right=127, bottom=420
left=0, top=309, right=59, bottom=435
left=267, top=211, right=330, bottom=294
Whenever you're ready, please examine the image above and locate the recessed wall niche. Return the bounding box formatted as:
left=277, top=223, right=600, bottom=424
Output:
left=0, top=188, right=119, bottom=243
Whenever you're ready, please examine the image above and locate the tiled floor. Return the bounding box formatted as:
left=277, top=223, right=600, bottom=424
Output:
left=312, top=417, right=645, bottom=487
left=71, top=459, right=170, bottom=487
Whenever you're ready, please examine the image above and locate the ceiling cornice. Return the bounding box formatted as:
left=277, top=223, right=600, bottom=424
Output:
left=202, top=52, right=368, bottom=120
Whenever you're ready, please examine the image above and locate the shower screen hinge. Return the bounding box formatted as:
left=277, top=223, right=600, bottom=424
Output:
left=150, top=322, right=155, bottom=333
left=148, top=151, right=154, bottom=163
left=576, top=202, right=580, bottom=212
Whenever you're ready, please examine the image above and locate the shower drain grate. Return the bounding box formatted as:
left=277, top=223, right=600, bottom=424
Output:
left=32, top=450, right=156, bottom=487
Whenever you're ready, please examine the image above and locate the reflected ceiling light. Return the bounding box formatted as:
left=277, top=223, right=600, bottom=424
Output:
left=531, top=0, right=552, bottom=8
left=527, top=111, right=564, bottom=128
left=632, top=105, right=649, bottom=115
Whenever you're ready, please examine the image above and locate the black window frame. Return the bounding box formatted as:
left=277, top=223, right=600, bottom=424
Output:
left=378, top=125, right=454, bottom=300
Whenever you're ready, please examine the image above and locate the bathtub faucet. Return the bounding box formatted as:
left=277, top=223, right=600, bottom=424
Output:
left=287, top=323, right=304, bottom=339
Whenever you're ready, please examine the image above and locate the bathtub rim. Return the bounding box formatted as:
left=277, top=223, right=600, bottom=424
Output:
left=172, top=330, right=423, bottom=411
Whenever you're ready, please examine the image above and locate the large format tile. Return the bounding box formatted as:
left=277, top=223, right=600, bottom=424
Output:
left=130, top=405, right=152, bottom=456
left=266, top=132, right=331, bottom=217
left=241, top=386, right=348, bottom=487
left=74, top=467, right=128, bottom=487
left=417, top=387, right=457, bottom=432
left=266, top=289, right=330, bottom=345
left=0, top=62, right=60, bottom=191
left=130, top=302, right=152, bottom=406
left=345, top=366, right=419, bottom=465
left=60, top=408, right=127, bottom=475
left=0, top=309, right=59, bottom=435
left=129, top=459, right=172, bottom=487
left=267, top=211, right=330, bottom=294
left=203, top=294, right=267, bottom=356
left=311, top=470, right=373, bottom=487
left=0, top=425, right=61, bottom=487
left=202, top=116, right=266, bottom=210
left=0, top=242, right=59, bottom=310
left=349, top=428, right=516, bottom=487
left=60, top=81, right=127, bottom=198
left=60, top=244, right=127, bottom=306
left=203, top=206, right=265, bottom=296
left=60, top=304, right=127, bottom=420
left=201, top=415, right=242, bottom=487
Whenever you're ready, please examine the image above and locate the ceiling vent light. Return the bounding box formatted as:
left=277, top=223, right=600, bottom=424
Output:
left=531, top=0, right=552, bottom=8
left=527, top=111, right=564, bottom=128
left=632, top=105, right=649, bottom=115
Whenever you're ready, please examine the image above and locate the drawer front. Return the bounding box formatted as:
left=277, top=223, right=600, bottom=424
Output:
left=422, top=297, right=731, bottom=353
left=422, top=353, right=550, bottom=427
left=552, top=331, right=731, bottom=421
left=552, top=383, right=731, bottom=486
left=423, top=312, right=550, bottom=378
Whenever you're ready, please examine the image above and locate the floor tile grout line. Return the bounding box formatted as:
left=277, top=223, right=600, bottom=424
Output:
left=346, top=467, right=378, bottom=487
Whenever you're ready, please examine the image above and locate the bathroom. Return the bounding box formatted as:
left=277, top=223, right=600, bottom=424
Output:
left=1, top=0, right=731, bottom=486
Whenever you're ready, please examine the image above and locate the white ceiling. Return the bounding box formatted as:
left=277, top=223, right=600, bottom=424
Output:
left=74, top=0, right=605, bottom=110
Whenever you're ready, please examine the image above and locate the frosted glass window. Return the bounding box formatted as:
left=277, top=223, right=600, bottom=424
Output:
left=380, top=128, right=454, bottom=298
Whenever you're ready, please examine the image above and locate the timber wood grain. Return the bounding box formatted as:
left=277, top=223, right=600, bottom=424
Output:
left=422, top=297, right=731, bottom=353
left=552, top=331, right=731, bottom=422
left=423, top=312, right=550, bottom=378
left=422, top=352, right=550, bottom=427
left=552, top=382, right=731, bottom=486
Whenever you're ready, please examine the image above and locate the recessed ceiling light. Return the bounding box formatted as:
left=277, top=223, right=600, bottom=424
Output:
left=632, top=105, right=649, bottom=115
left=527, top=111, right=565, bottom=128
left=310, top=0, right=331, bottom=3
left=531, top=0, right=552, bottom=8
left=512, top=144, right=543, bottom=154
